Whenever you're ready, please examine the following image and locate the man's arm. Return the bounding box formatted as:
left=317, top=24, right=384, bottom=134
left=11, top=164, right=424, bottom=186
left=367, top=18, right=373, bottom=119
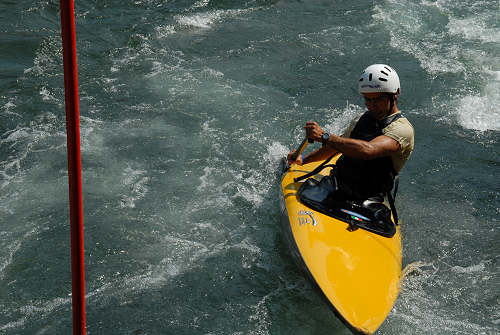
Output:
left=287, top=144, right=338, bottom=165
left=324, top=134, right=400, bottom=160
left=303, top=145, right=339, bottom=164
left=304, top=121, right=400, bottom=160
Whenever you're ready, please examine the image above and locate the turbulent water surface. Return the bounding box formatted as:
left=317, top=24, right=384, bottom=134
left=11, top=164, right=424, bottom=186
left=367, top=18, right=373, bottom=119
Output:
left=1, top=0, right=499, bottom=334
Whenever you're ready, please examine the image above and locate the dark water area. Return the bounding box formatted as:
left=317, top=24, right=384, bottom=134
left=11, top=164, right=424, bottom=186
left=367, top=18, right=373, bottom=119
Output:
left=1, top=0, right=499, bottom=334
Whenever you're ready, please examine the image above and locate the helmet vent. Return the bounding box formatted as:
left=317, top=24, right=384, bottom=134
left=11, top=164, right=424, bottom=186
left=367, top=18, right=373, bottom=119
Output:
left=381, top=70, right=389, bottom=76
left=378, top=77, right=388, bottom=82
left=369, top=73, right=373, bottom=81
left=384, top=66, right=392, bottom=72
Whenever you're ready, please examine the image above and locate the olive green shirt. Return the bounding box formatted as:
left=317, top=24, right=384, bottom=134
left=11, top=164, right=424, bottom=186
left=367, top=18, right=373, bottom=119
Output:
left=343, top=112, right=414, bottom=173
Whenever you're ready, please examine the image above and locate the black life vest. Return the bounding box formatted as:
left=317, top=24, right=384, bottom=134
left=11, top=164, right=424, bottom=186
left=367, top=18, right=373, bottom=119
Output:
left=335, top=112, right=403, bottom=199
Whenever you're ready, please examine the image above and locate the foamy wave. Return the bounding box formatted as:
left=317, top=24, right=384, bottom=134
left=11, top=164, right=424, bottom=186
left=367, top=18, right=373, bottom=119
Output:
left=0, top=114, right=65, bottom=190
left=391, top=260, right=499, bottom=334
left=1, top=100, right=20, bottom=117
left=23, top=36, right=61, bottom=77
left=232, top=141, right=290, bottom=208
left=235, top=181, right=265, bottom=207
left=197, top=166, right=216, bottom=192
left=373, top=0, right=498, bottom=75
left=200, top=119, right=225, bottom=156
left=201, top=67, right=224, bottom=79
left=373, top=2, right=465, bottom=75
left=175, top=10, right=226, bottom=29
left=189, top=0, right=210, bottom=10
left=262, top=141, right=289, bottom=166
left=0, top=191, right=18, bottom=215
left=175, top=9, right=249, bottom=30
left=120, top=166, right=150, bottom=208
left=145, top=235, right=210, bottom=285
left=447, top=17, right=500, bottom=43
left=0, top=229, right=36, bottom=279
left=454, top=68, right=500, bottom=131
left=323, top=103, right=364, bottom=135
left=248, top=292, right=272, bottom=335
left=79, top=116, right=105, bottom=153
left=155, top=25, right=176, bottom=38
left=0, top=296, right=71, bottom=332
left=39, top=86, right=58, bottom=102
left=109, top=33, right=154, bottom=75
left=455, top=88, right=500, bottom=132
left=195, top=165, right=234, bottom=208
left=84, top=235, right=217, bottom=304
left=374, top=0, right=500, bottom=131
left=451, top=261, right=487, bottom=274
left=198, top=122, right=288, bottom=209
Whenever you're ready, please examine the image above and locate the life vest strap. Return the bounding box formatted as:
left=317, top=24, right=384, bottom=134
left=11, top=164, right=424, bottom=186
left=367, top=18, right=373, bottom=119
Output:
left=387, top=174, right=399, bottom=225
left=294, top=154, right=337, bottom=182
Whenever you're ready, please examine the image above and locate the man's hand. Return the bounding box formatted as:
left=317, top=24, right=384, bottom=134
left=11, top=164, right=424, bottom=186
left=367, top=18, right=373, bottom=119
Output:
left=304, top=121, right=326, bottom=143
left=287, top=150, right=304, bottom=165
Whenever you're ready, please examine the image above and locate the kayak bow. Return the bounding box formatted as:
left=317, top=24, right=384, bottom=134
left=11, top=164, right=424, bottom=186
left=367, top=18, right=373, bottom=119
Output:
left=279, top=156, right=402, bottom=335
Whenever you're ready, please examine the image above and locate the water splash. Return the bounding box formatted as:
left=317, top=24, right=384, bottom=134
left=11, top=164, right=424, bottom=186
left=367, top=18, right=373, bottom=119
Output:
left=374, top=0, right=500, bottom=132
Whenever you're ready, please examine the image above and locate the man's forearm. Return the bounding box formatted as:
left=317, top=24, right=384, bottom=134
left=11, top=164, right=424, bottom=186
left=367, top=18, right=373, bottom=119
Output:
left=325, top=135, right=370, bottom=159
left=325, top=134, right=399, bottom=160
left=304, top=146, right=338, bottom=164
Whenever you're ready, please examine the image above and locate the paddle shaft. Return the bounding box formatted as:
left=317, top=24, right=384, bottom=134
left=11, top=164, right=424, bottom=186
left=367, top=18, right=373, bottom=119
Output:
left=290, top=137, right=313, bottom=161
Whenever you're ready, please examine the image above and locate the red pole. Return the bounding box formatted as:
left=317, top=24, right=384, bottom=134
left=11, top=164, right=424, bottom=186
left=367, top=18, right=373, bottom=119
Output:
left=59, top=1, right=86, bottom=334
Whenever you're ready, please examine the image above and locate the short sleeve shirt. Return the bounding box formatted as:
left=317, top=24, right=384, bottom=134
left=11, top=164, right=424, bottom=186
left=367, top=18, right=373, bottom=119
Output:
left=342, top=112, right=414, bottom=173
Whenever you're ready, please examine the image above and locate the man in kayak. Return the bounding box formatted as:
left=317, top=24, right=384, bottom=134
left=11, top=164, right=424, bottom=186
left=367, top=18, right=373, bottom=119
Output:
left=288, top=64, right=414, bottom=205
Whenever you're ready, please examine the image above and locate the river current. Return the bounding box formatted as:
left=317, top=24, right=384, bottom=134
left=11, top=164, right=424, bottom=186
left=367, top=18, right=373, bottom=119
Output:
left=1, top=1, right=499, bottom=334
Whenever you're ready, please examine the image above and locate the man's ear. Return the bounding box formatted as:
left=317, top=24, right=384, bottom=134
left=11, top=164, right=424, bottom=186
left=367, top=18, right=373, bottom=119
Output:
left=394, top=89, right=400, bottom=100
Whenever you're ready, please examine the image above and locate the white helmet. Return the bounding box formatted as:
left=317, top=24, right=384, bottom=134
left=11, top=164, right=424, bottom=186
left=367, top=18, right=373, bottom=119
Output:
left=358, top=64, right=400, bottom=94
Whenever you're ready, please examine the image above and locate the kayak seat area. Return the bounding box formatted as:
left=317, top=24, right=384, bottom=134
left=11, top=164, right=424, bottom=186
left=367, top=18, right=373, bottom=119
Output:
left=297, top=176, right=397, bottom=238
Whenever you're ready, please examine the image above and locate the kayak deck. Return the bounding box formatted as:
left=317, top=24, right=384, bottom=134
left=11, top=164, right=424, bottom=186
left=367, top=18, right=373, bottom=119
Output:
left=279, top=157, right=402, bottom=335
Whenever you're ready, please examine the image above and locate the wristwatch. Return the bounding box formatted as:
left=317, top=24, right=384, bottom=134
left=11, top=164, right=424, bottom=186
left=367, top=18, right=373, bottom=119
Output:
left=321, top=132, right=330, bottom=146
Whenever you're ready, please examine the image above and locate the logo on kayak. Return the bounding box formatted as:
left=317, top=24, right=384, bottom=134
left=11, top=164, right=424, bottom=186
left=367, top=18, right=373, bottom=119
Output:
left=298, top=210, right=317, bottom=226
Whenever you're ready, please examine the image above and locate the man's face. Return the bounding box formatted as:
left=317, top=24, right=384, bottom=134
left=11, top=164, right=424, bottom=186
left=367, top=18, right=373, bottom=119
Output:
left=363, top=92, right=390, bottom=120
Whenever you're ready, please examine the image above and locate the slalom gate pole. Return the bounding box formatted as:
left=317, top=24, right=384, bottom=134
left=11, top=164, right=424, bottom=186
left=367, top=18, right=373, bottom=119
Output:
left=59, top=0, right=86, bottom=334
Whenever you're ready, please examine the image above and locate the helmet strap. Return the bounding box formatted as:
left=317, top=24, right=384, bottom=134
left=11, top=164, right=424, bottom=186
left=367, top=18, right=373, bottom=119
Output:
left=387, top=94, right=395, bottom=117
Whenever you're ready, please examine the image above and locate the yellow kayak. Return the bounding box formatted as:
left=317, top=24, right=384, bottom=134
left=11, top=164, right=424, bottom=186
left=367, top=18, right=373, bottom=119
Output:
left=279, top=155, right=402, bottom=335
